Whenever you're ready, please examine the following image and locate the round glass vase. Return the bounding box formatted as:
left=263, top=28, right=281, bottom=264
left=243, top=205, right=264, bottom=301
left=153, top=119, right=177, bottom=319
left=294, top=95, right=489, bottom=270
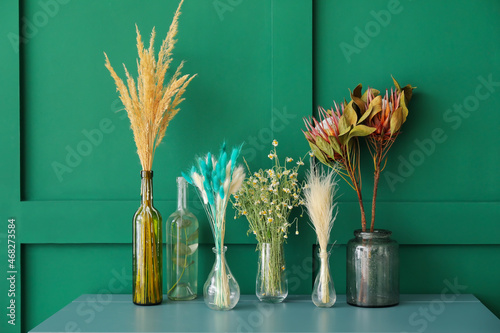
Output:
left=346, top=229, right=399, bottom=307
left=312, top=250, right=336, bottom=308
left=133, top=170, right=162, bottom=305
left=166, top=177, right=198, bottom=301
left=203, top=246, right=240, bottom=310
left=256, top=243, right=288, bottom=303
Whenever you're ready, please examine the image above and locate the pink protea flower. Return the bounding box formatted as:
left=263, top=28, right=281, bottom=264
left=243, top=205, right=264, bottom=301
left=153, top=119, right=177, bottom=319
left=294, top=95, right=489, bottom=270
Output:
left=303, top=100, right=373, bottom=231
left=357, top=78, right=415, bottom=232
left=365, top=87, right=404, bottom=140
left=303, top=103, right=345, bottom=163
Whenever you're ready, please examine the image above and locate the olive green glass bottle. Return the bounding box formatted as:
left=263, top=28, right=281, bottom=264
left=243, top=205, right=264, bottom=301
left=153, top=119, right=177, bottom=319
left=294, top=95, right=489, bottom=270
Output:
left=133, top=170, right=162, bottom=305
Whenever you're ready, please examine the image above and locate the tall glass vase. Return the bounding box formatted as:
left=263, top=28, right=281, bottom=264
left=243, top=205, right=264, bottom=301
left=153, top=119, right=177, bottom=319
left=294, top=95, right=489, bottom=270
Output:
left=203, top=246, right=240, bottom=311
left=133, top=170, right=162, bottom=305
left=346, top=229, right=399, bottom=307
left=312, top=250, right=336, bottom=307
left=256, top=243, right=288, bottom=303
left=166, top=177, right=198, bottom=301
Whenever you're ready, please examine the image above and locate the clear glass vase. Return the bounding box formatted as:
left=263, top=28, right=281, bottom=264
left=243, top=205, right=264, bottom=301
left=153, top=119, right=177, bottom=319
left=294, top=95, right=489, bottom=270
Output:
left=204, top=246, right=240, bottom=310
left=133, top=170, right=162, bottom=305
left=312, top=250, right=336, bottom=307
left=256, top=242, right=288, bottom=303
left=166, top=177, right=198, bottom=301
left=346, top=229, right=399, bottom=307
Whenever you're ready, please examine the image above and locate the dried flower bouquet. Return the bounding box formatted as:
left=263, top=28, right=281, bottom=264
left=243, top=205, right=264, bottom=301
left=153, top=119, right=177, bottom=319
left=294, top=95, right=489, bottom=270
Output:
left=104, top=0, right=196, bottom=305
left=183, top=143, right=245, bottom=310
left=303, top=165, right=338, bottom=307
left=303, top=77, right=415, bottom=232
left=233, top=140, right=305, bottom=300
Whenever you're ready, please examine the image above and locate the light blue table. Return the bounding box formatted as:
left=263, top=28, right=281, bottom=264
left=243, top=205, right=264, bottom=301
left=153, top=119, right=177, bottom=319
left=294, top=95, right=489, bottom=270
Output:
left=30, top=294, right=500, bottom=333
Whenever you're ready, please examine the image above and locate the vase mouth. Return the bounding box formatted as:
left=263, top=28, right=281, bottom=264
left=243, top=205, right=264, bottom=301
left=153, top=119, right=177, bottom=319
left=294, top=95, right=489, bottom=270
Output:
left=260, top=242, right=284, bottom=247
left=141, top=170, right=153, bottom=178
left=212, top=246, right=227, bottom=254
left=354, top=229, right=392, bottom=239
left=317, top=248, right=331, bottom=257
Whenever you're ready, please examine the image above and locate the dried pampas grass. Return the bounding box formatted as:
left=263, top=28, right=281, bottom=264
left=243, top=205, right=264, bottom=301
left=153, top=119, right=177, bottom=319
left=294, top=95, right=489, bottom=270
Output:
left=104, top=0, right=196, bottom=170
left=303, top=165, right=338, bottom=252
left=304, top=164, right=338, bottom=307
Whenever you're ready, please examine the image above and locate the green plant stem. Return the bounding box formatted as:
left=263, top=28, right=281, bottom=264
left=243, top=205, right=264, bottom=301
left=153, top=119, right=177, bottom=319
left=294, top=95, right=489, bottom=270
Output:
left=370, top=138, right=384, bottom=232
left=259, top=242, right=284, bottom=297
left=356, top=184, right=367, bottom=232
left=371, top=168, right=381, bottom=233
left=337, top=140, right=366, bottom=232
left=168, top=228, right=188, bottom=295
left=344, top=147, right=367, bottom=232
left=319, top=252, right=330, bottom=304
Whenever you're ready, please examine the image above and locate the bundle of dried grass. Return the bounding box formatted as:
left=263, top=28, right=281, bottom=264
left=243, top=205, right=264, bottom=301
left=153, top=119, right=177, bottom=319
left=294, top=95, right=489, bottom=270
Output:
left=303, top=164, right=338, bottom=307
left=104, top=0, right=196, bottom=171
left=303, top=165, right=338, bottom=252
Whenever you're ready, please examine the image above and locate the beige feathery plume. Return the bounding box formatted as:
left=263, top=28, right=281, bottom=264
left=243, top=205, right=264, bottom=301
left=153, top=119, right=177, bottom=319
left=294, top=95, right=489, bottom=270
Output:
left=303, top=165, right=338, bottom=252
left=104, top=0, right=196, bottom=171
left=304, top=164, right=338, bottom=306
left=229, top=166, right=246, bottom=195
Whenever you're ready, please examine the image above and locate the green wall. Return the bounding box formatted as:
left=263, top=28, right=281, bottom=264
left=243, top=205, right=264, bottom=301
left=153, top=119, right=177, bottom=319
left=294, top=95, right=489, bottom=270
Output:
left=0, top=0, right=498, bottom=332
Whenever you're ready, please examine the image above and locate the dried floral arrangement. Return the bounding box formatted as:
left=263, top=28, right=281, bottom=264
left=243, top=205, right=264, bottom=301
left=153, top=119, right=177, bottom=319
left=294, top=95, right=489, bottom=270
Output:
left=303, top=165, right=338, bottom=307
left=233, top=141, right=305, bottom=242
left=232, top=140, right=306, bottom=298
left=103, top=0, right=196, bottom=306
left=183, top=143, right=245, bottom=249
left=303, top=77, right=415, bottom=232
left=183, top=143, right=245, bottom=309
left=104, top=0, right=196, bottom=171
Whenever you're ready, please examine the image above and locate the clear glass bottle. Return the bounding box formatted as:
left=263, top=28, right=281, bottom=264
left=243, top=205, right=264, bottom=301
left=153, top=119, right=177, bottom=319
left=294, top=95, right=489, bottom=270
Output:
left=256, top=243, right=288, bottom=303
left=346, top=229, right=399, bottom=307
left=204, top=246, right=240, bottom=310
left=133, top=170, right=162, bottom=305
left=166, top=177, right=198, bottom=301
left=312, top=250, right=336, bottom=307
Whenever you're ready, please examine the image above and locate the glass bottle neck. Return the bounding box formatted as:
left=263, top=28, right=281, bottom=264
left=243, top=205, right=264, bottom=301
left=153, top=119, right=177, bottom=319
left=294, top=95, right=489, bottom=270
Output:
left=213, top=246, right=227, bottom=257
left=177, top=177, right=188, bottom=211
left=140, top=170, right=153, bottom=206
left=318, top=250, right=330, bottom=266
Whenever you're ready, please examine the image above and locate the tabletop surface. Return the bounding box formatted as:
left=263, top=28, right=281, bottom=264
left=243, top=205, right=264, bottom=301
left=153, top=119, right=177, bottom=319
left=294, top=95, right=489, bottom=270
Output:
left=29, top=294, right=500, bottom=333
